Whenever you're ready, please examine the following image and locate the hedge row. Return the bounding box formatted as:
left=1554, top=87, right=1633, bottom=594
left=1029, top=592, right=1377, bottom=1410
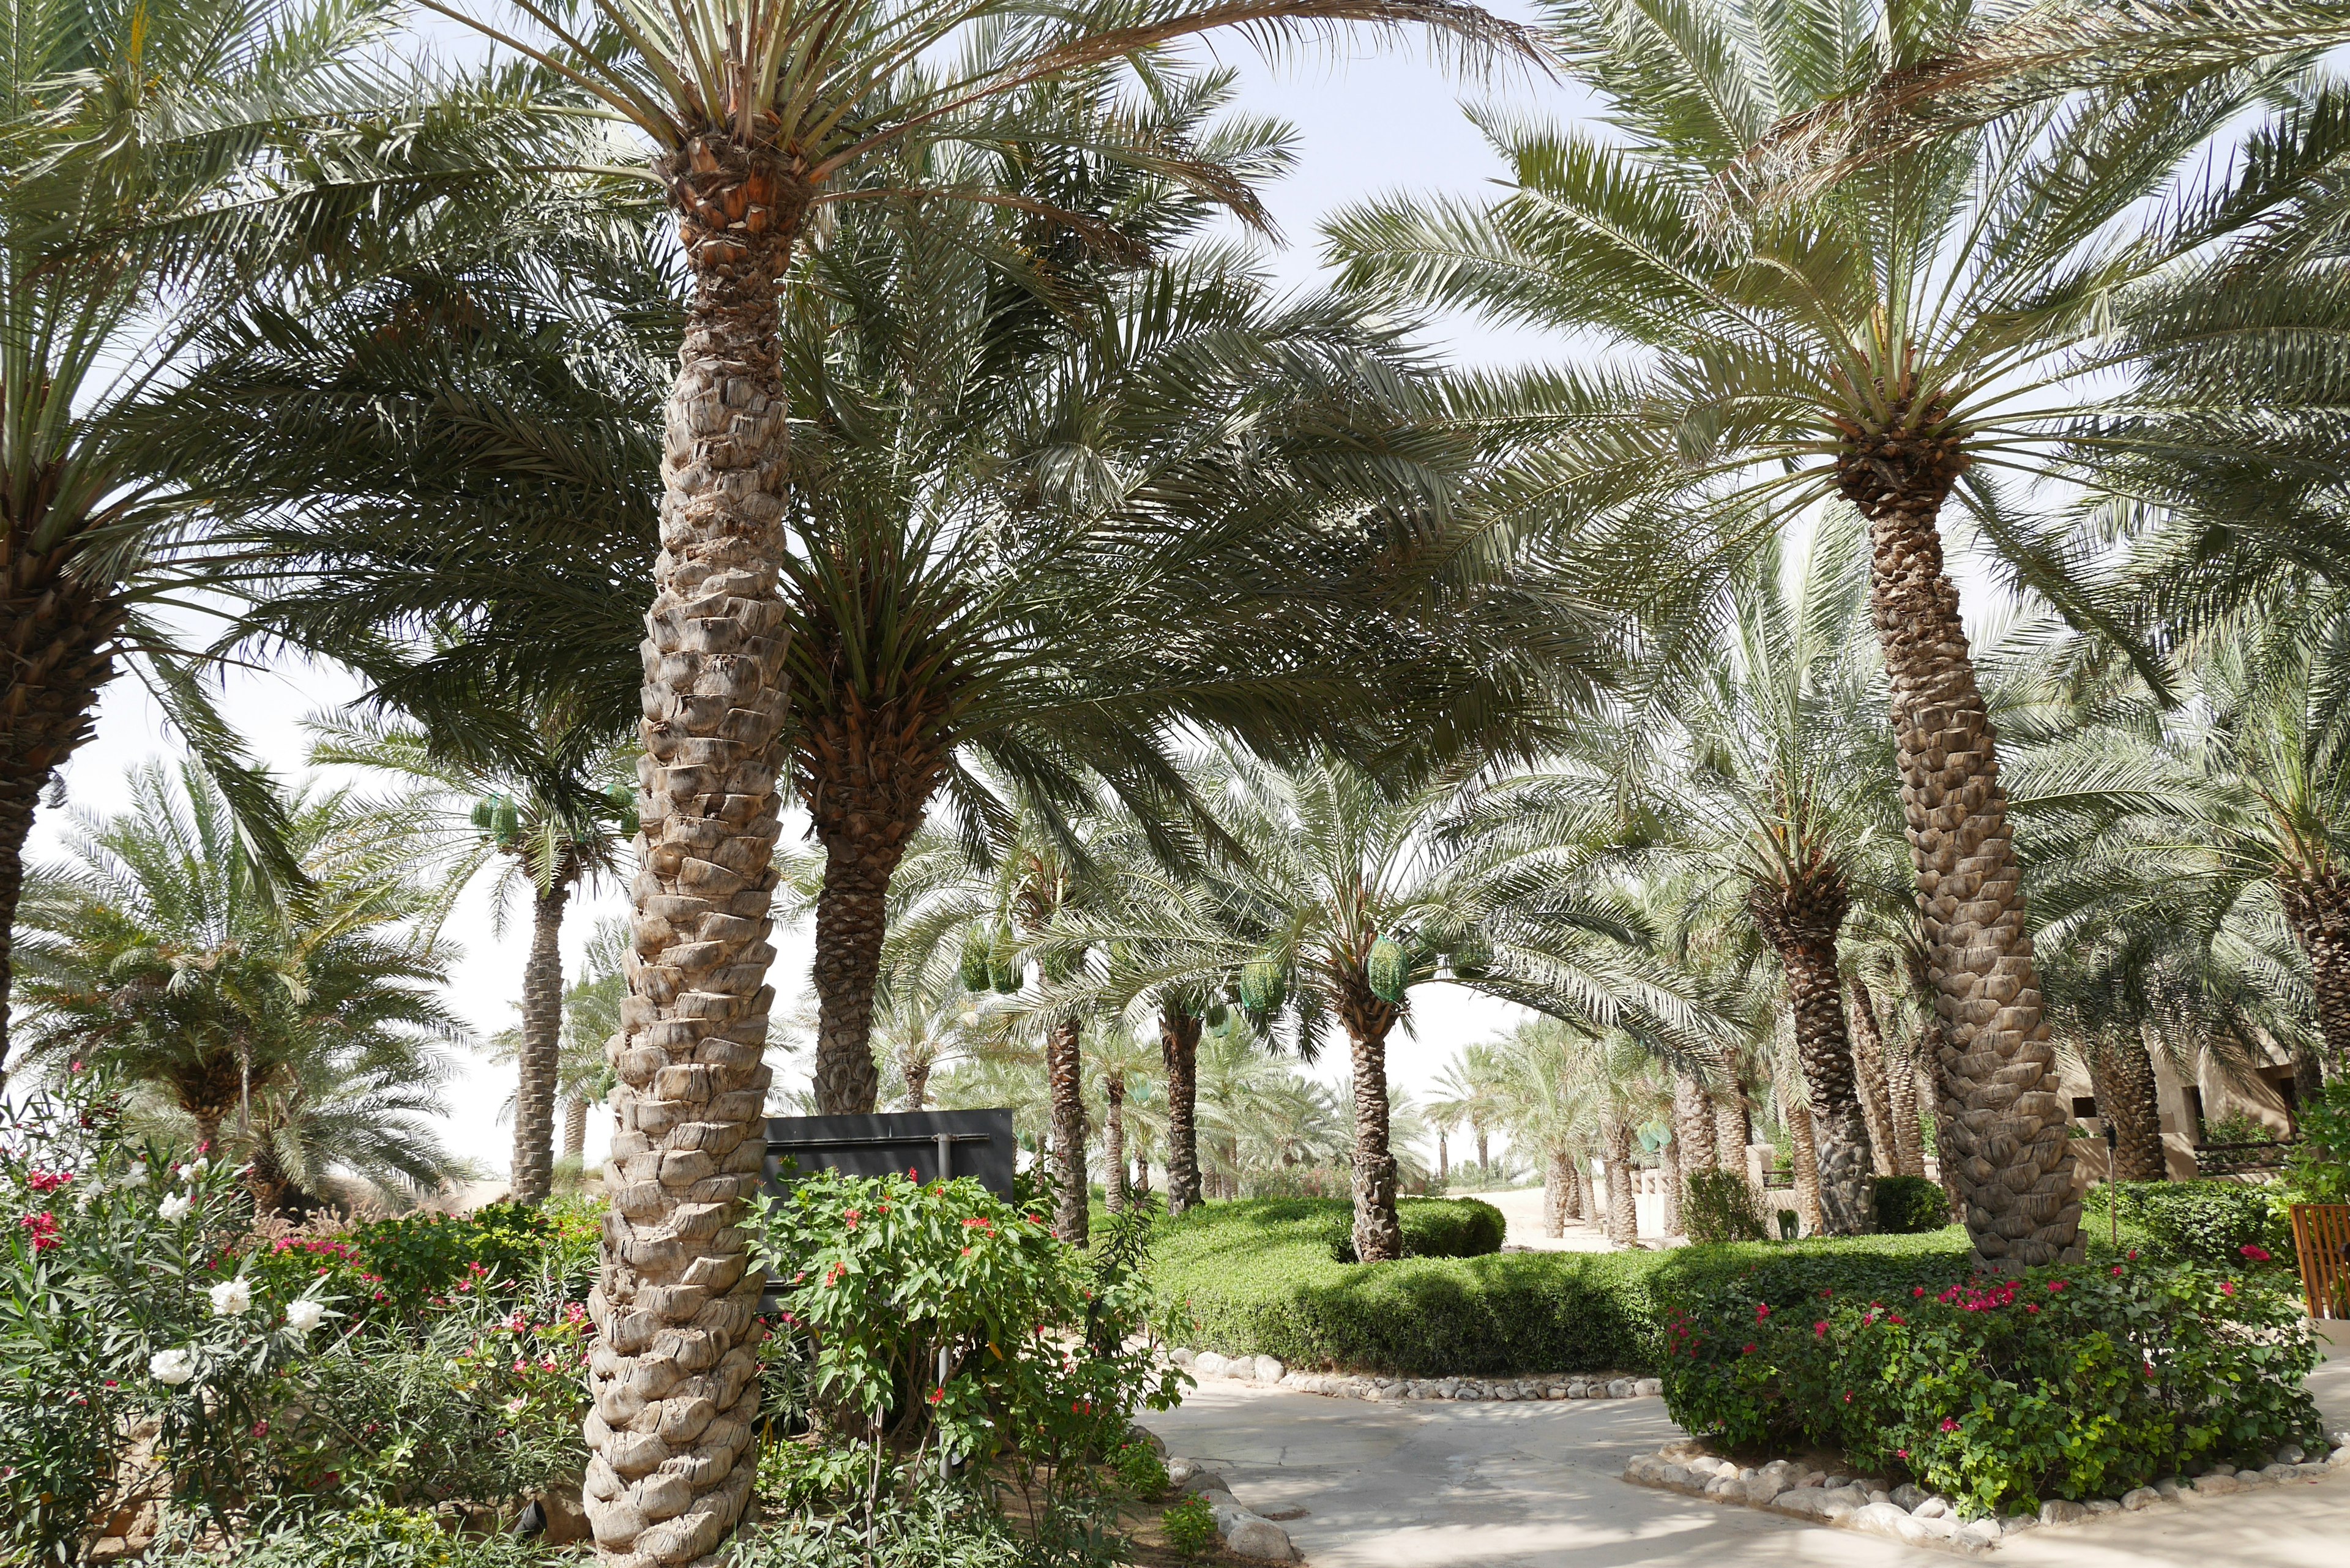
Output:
left=1151, top=1198, right=1979, bottom=1376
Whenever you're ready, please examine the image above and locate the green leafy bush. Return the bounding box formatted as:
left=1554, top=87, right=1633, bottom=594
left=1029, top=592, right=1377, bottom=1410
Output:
left=242, top=1200, right=602, bottom=1323
left=1158, top=1199, right=1979, bottom=1376
left=1873, top=1176, right=1949, bottom=1234
left=1659, top=1258, right=2323, bottom=1516
left=1681, top=1171, right=1767, bottom=1244
left=747, top=1171, right=1185, bottom=1520
left=2107, top=1181, right=2291, bottom=1266
left=1328, top=1197, right=1505, bottom=1261
left=2285, top=1080, right=2350, bottom=1203
left=729, top=1486, right=1030, bottom=1568
left=1160, top=1495, right=1217, bottom=1557
left=149, top=1504, right=557, bottom=1567
left=1112, top=1438, right=1170, bottom=1500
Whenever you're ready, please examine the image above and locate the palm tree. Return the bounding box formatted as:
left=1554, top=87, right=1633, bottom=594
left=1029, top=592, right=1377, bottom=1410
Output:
left=0, top=0, right=520, bottom=1067
left=1327, top=0, right=2337, bottom=1263
left=1087, top=1023, right=1160, bottom=1212
left=1477, top=1023, right=1592, bottom=1235
left=12, top=763, right=469, bottom=1209
left=1429, top=1042, right=1507, bottom=1181
left=1108, top=751, right=1699, bottom=1260
left=559, top=919, right=630, bottom=1163
left=308, top=711, right=635, bottom=1203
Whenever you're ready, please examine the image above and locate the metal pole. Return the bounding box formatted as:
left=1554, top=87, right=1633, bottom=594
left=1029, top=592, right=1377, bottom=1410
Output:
left=936, top=1130, right=955, bottom=1480
left=2104, top=1123, right=2119, bottom=1248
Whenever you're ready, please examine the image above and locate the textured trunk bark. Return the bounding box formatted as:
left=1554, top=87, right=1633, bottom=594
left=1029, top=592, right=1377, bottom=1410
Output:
left=1046, top=1016, right=1087, bottom=1245
left=1158, top=1002, right=1203, bottom=1215
left=1574, top=1157, right=1595, bottom=1223
left=1753, top=874, right=1873, bottom=1235
left=1848, top=980, right=1898, bottom=1179
left=588, top=136, right=804, bottom=1568
left=1437, top=1132, right=1449, bottom=1184
left=1712, top=1085, right=1749, bottom=1176
left=1878, top=1002, right=1928, bottom=1178
left=562, top=1096, right=591, bottom=1162
left=1341, top=988, right=1404, bottom=1263
left=1661, top=1133, right=1683, bottom=1236
left=1917, top=1025, right=1965, bottom=1221
left=0, top=568, right=119, bottom=1085
left=1673, top=1073, right=1717, bottom=1176
left=1476, top=1129, right=1490, bottom=1177
left=1841, top=423, right=2077, bottom=1264
left=901, top=1053, right=930, bottom=1111
left=1104, top=1075, right=1127, bottom=1215
left=1602, top=1122, right=1637, bottom=1246
left=1784, top=1092, right=1823, bottom=1237
left=2280, top=871, right=2350, bottom=1077
left=512, top=883, right=570, bottom=1206
left=2084, top=1025, right=2166, bottom=1182
left=1542, top=1146, right=1572, bottom=1236
left=802, top=704, right=941, bottom=1114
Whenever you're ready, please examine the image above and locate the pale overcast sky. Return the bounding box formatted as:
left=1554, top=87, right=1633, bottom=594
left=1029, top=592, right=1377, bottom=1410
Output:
left=39, top=13, right=1600, bottom=1180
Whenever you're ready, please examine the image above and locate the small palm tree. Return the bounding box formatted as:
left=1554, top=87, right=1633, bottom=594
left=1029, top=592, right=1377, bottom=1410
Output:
left=1329, top=0, right=2346, bottom=1264
left=308, top=710, right=635, bottom=1204
left=1087, top=1023, right=1161, bottom=1212
left=13, top=763, right=469, bottom=1209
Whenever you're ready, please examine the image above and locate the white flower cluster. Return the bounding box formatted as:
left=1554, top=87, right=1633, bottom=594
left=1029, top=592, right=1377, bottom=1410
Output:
left=149, top=1348, right=194, bottom=1387
left=158, top=1191, right=191, bottom=1223
left=285, top=1299, right=326, bottom=1335
left=209, top=1277, right=253, bottom=1317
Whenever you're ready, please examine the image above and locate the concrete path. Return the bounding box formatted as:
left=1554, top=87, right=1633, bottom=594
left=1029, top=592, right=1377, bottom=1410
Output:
left=1140, top=1356, right=2350, bottom=1567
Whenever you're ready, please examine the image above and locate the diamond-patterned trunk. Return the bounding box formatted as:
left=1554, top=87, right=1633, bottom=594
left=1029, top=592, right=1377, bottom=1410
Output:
left=2280, top=870, right=2350, bottom=1078
left=512, top=883, right=571, bottom=1205
left=1846, top=979, right=1898, bottom=1179
left=1158, top=1002, right=1203, bottom=1215
left=586, top=136, right=803, bottom=1568
left=2083, top=1024, right=2166, bottom=1182
left=1047, top=1015, right=1087, bottom=1245
left=1339, top=984, right=1403, bottom=1262
left=1750, top=868, right=1873, bottom=1234
left=1838, top=417, right=2078, bottom=1264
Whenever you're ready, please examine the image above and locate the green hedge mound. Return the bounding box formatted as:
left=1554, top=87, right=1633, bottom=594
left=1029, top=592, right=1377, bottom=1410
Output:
left=2103, top=1179, right=2291, bottom=1266
left=1328, top=1196, right=1506, bottom=1261
left=1872, top=1176, right=1950, bottom=1234
left=1153, top=1199, right=1979, bottom=1376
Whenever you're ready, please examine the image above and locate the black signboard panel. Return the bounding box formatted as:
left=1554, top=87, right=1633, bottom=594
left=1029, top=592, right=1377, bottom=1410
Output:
left=762, top=1108, right=1018, bottom=1199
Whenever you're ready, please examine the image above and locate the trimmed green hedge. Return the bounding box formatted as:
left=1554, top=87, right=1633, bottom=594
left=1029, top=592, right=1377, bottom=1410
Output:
left=2106, top=1180, right=2291, bottom=1266
left=1873, top=1176, right=1950, bottom=1234
left=1152, top=1198, right=1980, bottom=1376
left=1327, top=1197, right=1506, bottom=1261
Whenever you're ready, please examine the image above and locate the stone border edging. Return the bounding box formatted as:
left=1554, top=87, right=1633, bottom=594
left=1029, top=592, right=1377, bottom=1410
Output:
left=1623, top=1432, right=2350, bottom=1555
left=1165, top=1456, right=1302, bottom=1561
left=1168, top=1346, right=1663, bottom=1403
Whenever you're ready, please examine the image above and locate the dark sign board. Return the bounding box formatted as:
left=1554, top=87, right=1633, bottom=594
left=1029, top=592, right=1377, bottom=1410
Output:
left=762, top=1108, right=1018, bottom=1199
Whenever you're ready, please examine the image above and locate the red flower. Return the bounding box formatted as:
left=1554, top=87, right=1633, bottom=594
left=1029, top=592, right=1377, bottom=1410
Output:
left=1742, top=1343, right=1756, bottom=1355
left=1755, top=1303, right=1770, bottom=1321
left=2240, top=1244, right=2272, bottom=1263
left=1941, top=1417, right=1958, bottom=1432
left=2220, top=1280, right=2236, bottom=1297
left=18, top=1212, right=59, bottom=1252
left=1912, top=1286, right=1926, bottom=1297
left=927, top=1387, right=946, bottom=1406
left=1843, top=1392, right=1852, bottom=1403
left=2024, top=1304, right=2039, bottom=1314
left=1897, top=1449, right=1908, bottom=1462
left=1813, top=1321, right=1828, bottom=1338
left=2113, top=1266, right=2124, bottom=1276
left=2046, top=1280, right=2066, bottom=1292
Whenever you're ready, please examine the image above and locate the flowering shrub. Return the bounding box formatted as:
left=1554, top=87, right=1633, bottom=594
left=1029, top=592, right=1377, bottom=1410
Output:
left=1659, top=1255, right=2323, bottom=1515
left=239, top=1199, right=601, bottom=1323
left=146, top=1503, right=558, bottom=1567
left=747, top=1170, right=1187, bottom=1519
left=2105, top=1180, right=2291, bottom=1267
left=0, top=1072, right=336, bottom=1561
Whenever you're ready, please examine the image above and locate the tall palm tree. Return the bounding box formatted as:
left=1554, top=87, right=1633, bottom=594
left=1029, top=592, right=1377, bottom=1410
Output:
left=1087, top=1023, right=1160, bottom=1212
left=307, top=711, right=635, bottom=1203
left=0, top=0, right=525, bottom=1067
left=1327, top=0, right=2341, bottom=1263
left=12, top=763, right=469, bottom=1208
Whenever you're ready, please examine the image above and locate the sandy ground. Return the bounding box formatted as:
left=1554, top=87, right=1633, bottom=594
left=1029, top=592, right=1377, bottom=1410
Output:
left=1476, top=1185, right=1626, bottom=1253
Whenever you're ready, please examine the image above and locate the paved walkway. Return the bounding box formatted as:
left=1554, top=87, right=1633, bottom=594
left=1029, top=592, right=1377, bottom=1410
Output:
left=1140, top=1357, right=2350, bottom=1567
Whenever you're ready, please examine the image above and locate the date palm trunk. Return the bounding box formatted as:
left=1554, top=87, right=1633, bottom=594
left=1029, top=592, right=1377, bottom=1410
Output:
left=1574, top=1156, right=1595, bottom=1225
left=800, top=689, right=946, bottom=1115
left=1784, top=1091, right=1823, bottom=1236
left=1158, top=1002, right=1203, bottom=1215
left=1340, top=986, right=1404, bottom=1263
left=1842, top=427, right=2077, bottom=1263
left=1046, top=1015, right=1087, bottom=1245
left=563, top=1097, right=591, bottom=1163
left=1103, top=1073, right=1128, bottom=1215
left=0, top=566, right=120, bottom=1085
left=1848, top=980, right=1897, bottom=1179
left=1713, top=1075, right=1750, bottom=1176
left=1476, top=1127, right=1490, bottom=1178
left=2083, top=1024, right=2166, bottom=1182
left=587, top=136, right=803, bottom=1568
left=1542, top=1146, right=1572, bottom=1236
left=1602, top=1120, right=1637, bottom=1245
left=1436, top=1131, right=1449, bottom=1182
left=1673, top=1072, right=1717, bottom=1220
left=512, top=883, right=571, bottom=1205
left=2279, top=871, right=2350, bottom=1079
left=1753, top=873, right=1873, bottom=1234
left=1882, top=1022, right=1927, bottom=1178
left=901, top=1053, right=931, bottom=1111
left=1661, top=1133, right=1684, bottom=1236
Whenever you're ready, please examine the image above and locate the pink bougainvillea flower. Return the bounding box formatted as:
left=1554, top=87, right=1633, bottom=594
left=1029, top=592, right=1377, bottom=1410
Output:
left=1742, top=1343, right=1756, bottom=1355
left=1755, top=1303, right=1770, bottom=1321
left=1814, top=1321, right=1829, bottom=1337
left=2220, top=1280, right=2237, bottom=1296
left=1941, top=1417, right=1959, bottom=1432
left=2240, top=1244, right=2272, bottom=1262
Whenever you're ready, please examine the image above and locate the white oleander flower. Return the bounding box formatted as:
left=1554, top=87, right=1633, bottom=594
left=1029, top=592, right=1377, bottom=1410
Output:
left=157, top=1192, right=192, bottom=1222
left=119, top=1167, right=147, bottom=1189
left=149, top=1348, right=195, bottom=1387
left=285, top=1299, right=326, bottom=1335
left=208, top=1277, right=253, bottom=1317
left=185, top=1158, right=208, bottom=1179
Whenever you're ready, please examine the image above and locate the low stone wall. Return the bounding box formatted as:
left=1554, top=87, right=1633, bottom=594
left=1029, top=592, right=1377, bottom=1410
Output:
left=1168, top=1346, right=1663, bottom=1403
left=1624, top=1432, right=2350, bottom=1555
